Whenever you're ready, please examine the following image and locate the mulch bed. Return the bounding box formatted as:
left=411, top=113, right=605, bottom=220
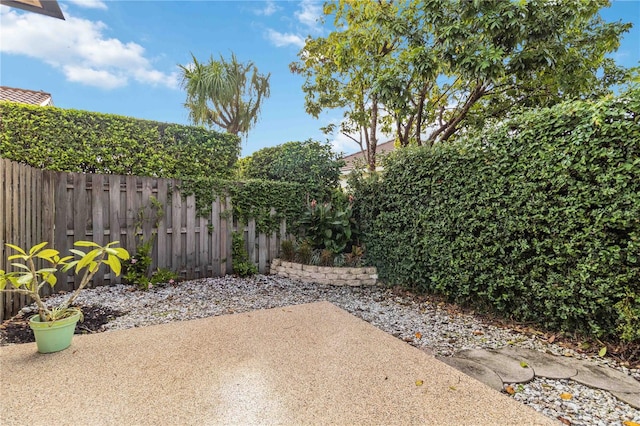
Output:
left=0, top=305, right=124, bottom=345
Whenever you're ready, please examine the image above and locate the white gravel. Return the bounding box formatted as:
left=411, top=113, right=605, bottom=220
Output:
left=6, top=275, right=640, bottom=426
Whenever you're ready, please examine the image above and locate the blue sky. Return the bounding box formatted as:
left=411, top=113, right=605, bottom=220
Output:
left=1, top=0, right=639, bottom=158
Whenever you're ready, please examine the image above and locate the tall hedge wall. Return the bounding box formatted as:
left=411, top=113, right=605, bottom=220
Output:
left=352, top=89, right=640, bottom=341
left=0, top=102, right=240, bottom=179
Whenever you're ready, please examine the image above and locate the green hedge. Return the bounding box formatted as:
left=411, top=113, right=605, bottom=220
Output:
left=0, top=102, right=240, bottom=179
left=352, top=88, right=640, bottom=341
left=178, top=177, right=315, bottom=234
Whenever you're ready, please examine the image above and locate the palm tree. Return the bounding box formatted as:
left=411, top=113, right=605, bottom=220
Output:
left=179, top=53, right=271, bottom=136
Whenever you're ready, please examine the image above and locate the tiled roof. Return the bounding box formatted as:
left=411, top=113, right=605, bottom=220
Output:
left=340, top=140, right=396, bottom=172
left=0, top=86, right=53, bottom=106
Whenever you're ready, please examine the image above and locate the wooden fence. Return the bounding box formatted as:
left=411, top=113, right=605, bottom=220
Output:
left=0, top=158, right=287, bottom=321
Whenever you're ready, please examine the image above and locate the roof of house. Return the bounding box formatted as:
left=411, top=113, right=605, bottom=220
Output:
left=0, top=86, right=54, bottom=106
left=340, top=139, right=396, bottom=172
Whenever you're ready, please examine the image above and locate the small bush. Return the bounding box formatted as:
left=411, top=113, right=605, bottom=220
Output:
left=232, top=232, right=258, bottom=277
left=281, top=240, right=295, bottom=262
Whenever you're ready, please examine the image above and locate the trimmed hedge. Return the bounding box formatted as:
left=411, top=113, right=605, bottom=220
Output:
left=0, top=102, right=240, bottom=179
left=352, top=89, right=640, bottom=341
left=178, top=177, right=310, bottom=234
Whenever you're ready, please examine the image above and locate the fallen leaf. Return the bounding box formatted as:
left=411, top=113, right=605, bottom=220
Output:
left=548, top=335, right=556, bottom=344
left=473, top=330, right=484, bottom=336
left=415, top=380, right=423, bottom=386
left=623, top=421, right=640, bottom=426
left=449, top=386, right=457, bottom=391
left=580, top=342, right=590, bottom=350
left=505, top=385, right=515, bottom=395
left=560, top=392, right=573, bottom=400
left=557, top=416, right=571, bottom=425
left=520, top=361, right=529, bottom=368
left=598, top=346, right=607, bottom=357
left=415, top=332, right=422, bottom=339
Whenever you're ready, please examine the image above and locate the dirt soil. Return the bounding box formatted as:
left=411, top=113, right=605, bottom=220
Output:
left=0, top=305, right=124, bottom=345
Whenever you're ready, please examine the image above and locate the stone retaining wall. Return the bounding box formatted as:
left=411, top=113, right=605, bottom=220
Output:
left=270, top=259, right=378, bottom=286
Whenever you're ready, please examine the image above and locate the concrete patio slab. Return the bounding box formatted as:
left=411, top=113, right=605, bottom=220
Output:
left=0, top=302, right=554, bottom=425
left=496, top=347, right=578, bottom=379
left=456, top=349, right=535, bottom=383
left=436, top=356, right=504, bottom=391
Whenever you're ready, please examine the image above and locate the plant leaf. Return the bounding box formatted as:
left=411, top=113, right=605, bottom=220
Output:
left=598, top=346, right=607, bottom=357
left=74, top=241, right=101, bottom=248
left=105, top=255, right=122, bottom=276
left=36, top=249, right=60, bottom=260
left=5, top=243, right=26, bottom=255
left=28, top=241, right=48, bottom=255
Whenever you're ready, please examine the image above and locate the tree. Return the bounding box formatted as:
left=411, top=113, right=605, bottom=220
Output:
left=180, top=53, right=270, bottom=136
left=241, top=139, right=344, bottom=193
left=291, top=0, right=631, bottom=168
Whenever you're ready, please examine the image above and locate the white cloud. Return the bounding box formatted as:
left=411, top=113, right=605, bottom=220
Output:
left=264, top=0, right=324, bottom=48
left=253, top=0, right=278, bottom=16
left=265, top=29, right=305, bottom=48
left=0, top=8, right=178, bottom=90
left=63, top=65, right=126, bottom=89
left=67, top=0, right=108, bottom=10
left=295, top=0, right=323, bottom=34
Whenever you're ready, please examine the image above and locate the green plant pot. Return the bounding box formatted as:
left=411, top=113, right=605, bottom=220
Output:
left=29, top=311, right=81, bottom=354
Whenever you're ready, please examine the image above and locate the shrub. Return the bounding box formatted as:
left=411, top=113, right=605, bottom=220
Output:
left=232, top=232, right=258, bottom=277
left=352, top=88, right=640, bottom=341
left=0, top=102, right=240, bottom=179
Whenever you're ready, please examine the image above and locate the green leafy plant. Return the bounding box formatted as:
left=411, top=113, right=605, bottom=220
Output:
left=298, top=199, right=358, bottom=255
left=150, top=268, right=179, bottom=286
left=231, top=231, right=258, bottom=277
left=123, top=241, right=154, bottom=290
left=295, top=240, right=313, bottom=265
left=280, top=240, right=295, bottom=262
left=0, top=241, right=129, bottom=322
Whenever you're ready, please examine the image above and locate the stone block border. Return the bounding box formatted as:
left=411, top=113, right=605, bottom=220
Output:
left=270, top=259, right=378, bottom=286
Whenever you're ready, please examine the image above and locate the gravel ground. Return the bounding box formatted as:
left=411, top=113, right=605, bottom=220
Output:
left=5, top=275, right=640, bottom=426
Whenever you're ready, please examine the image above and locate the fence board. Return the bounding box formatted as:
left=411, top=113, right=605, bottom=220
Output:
left=225, top=196, right=233, bottom=274
left=211, top=197, right=221, bottom=277
left=92, top=174, right=105, bottom=287
left=199, top=216, right=208, bottom=277
left=108, top=175, right=121, bottom=284
left=185, top=195, right=196, bottom=279
left=247, top=218, right=256, bottom=264
left=171, top=187, right=182, bottom=276
left=156, top=179, right=168, bottom=272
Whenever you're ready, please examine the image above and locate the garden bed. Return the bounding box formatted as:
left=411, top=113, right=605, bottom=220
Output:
left=270, top=259, right=377, bottom=286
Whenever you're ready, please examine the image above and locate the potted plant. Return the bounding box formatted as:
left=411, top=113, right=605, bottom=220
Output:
left=0, top=240, right=129, bottom=353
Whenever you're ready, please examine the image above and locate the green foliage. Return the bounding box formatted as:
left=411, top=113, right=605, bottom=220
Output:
left=241, top=139, right=344, bottom=197
left=123, top=241, right=154, bottom=290
left=150, top=268, right=179, bottom=286
left=298, top=199, right=358, bottom=255
left=281, top=240, right=296, bottom=262
left=178, top=177, right=308, bottom=234
left=180, top=52, right=270, bottom=136
left=0, top=102, right=240, bottom=179
left=0, top=241, right=129, bottom=322
left=295, top=241, right=313, bottom=265
left=231, top=232, right=258, bottom=277
left=352, top=89, right=640, bottom=341
left=292, top=0, right=632, bottom=168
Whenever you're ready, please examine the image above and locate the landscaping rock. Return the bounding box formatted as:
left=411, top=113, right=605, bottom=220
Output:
left=496, top=347, right=578, bottom=379
left=456, top=349, right=535, bottom=383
